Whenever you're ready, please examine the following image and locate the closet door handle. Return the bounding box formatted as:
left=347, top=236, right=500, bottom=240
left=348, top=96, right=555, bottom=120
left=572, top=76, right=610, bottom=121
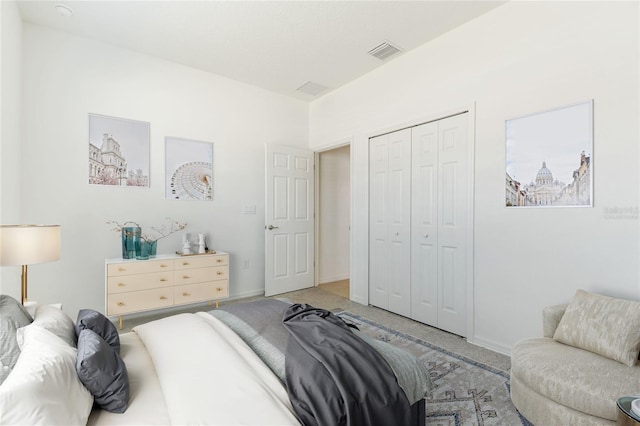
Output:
left=424, top=234, right=429, bottom=238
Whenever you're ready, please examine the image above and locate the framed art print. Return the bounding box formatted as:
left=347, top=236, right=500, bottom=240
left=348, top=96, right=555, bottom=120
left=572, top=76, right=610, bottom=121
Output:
left=165, top=137, right=213, bottom=201
left=88, top=114, right=150, bottom=187
left=505, top=100, right=593, bottom=208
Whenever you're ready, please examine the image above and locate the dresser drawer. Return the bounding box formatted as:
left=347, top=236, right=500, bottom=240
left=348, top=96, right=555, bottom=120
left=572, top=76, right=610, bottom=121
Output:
left=107, top=272, right=174, bottom=294
left=212, top=280, right=228, bottom=298
left=174, top=281, right=228, bottom=304
left=174, top=254, right=228, bottom=270
left=108, top=259, right=174, bottom=277
left=107, top=288, right=174, bottom=315
left=174, top=266, right=227, bottom=285
left=211, top=265, right=228, bottom=281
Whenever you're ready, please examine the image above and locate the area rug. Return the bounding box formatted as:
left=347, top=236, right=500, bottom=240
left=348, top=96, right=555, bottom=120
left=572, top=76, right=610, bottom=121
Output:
left=336, top=311, right=532, bottom=426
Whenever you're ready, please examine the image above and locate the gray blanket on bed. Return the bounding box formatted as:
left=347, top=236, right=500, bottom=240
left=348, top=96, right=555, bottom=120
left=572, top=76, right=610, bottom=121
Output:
left=209, top=299, right=431, bottom=405
left=283, top=303, right=411, bottom=426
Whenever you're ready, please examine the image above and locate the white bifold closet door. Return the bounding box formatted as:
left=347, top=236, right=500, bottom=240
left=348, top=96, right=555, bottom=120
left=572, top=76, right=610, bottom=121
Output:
left=369, top=113, right=468, bottom=337
left=411, top=113, right=468, bottom=337
left=369, top=128, right=412, bottom=318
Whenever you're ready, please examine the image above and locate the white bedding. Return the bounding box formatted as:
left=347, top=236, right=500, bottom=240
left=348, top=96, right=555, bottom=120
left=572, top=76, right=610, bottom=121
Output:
left=87, top=333, right=170, bottom=425
left=89, top=313, right=300, bottom=425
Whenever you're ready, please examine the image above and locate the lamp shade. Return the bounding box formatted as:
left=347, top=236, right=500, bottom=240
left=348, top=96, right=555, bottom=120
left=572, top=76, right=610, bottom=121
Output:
left=0, top=225, right=61, bottom=266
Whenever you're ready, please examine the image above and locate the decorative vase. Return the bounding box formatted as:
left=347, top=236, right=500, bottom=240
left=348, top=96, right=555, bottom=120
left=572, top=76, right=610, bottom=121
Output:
left=136, top=240, right=151, bottom=260
left=121, top=227, right=141, bottom=259
left=198, top=234, right=206, bottom=254
left=148, top=240, right=157, bottom=258
left=181, top=233, right=192, bottom=255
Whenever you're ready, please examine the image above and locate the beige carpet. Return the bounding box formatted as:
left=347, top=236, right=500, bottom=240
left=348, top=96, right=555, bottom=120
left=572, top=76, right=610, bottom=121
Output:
left=318, top=279, right=349, bottom=298
left=338, top=311, right=529, bottom=425
left=119, top=285, right=510, bottom=372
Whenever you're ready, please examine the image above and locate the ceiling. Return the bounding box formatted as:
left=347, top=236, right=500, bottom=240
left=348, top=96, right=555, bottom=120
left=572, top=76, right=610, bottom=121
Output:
left=17, top=1, right=505, bottom=102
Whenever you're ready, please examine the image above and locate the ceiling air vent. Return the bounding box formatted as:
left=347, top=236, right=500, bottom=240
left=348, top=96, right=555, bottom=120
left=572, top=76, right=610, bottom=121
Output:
left=368, top=40, right=402, bottom=61
left=296, top=81, right=329, bottom=97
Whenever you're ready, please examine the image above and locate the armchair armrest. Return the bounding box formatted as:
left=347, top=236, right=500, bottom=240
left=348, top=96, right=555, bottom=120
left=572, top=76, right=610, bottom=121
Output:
left=542, top=304, right=568, bottom=338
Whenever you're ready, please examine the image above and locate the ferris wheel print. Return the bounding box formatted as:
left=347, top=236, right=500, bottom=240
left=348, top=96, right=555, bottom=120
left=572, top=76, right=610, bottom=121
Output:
left=169, top=161, right=212, bottom=200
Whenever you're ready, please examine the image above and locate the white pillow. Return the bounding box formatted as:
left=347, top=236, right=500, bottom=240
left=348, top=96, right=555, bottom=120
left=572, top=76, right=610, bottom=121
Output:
left=0, top=325, right=93, bottom=425
left=17, top=304, right=76, bottom=348
left=23, top=301, right=62, bottom=318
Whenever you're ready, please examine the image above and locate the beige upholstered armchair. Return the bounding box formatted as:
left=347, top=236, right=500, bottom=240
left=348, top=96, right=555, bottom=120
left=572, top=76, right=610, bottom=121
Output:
left=510, top=290, right=640, bottom=425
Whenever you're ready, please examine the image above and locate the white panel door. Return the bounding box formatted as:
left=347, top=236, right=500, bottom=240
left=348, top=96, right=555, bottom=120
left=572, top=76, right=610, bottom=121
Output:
left=411, top=113, right=468, bottom=336
left=265, top=145, right=314, bottom=297
left=369, top=134, right=389, bottom=310
left=369, top=129, right=411, bottom=317
left=410, top=121, right=439, bottom=325
left=436, top=113, right=468, bottom=336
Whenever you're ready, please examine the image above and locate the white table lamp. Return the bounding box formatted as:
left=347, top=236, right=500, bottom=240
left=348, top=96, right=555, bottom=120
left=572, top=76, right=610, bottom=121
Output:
left=0, top=225, right=61, bottom=304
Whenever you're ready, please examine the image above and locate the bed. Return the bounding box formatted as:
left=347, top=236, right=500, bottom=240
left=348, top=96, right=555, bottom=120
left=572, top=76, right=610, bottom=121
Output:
left=0, top=296, right=431, bottom=425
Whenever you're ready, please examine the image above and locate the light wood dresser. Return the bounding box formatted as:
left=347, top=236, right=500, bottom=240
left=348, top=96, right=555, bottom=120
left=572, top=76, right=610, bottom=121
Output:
left=105, top=252, right=229, bottom=329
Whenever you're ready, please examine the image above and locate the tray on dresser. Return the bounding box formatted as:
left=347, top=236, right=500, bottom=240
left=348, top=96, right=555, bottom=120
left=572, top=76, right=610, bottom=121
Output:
left=175, top=250, right=217, bottom=256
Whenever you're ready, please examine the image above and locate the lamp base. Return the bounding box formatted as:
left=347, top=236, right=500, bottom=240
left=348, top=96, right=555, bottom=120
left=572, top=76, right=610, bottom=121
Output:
left=21, top=264, right=28, bottom=305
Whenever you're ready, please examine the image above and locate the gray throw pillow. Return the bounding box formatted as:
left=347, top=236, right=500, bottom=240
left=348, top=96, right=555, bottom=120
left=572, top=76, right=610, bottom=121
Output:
left=0, top=295, right=33, bottom=385
left=76, top=329, right=129, bottom=413
left=76, top=309, right=120, bottom=354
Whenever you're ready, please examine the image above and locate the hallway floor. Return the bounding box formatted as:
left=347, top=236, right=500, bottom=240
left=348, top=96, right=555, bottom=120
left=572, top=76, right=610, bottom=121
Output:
left=317, top=279, right=349, bottom=298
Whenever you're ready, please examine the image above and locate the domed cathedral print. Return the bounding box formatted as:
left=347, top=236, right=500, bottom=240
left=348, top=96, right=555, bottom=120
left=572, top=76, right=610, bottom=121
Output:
left=505, top=100, right=593, bottom=208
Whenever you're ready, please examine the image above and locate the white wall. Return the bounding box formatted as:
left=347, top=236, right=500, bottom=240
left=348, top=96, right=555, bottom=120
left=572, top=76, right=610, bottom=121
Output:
left=309, top=1, right=640, bottom=354
left=318, top=145, right=350, bottom=284
left=0, top=1, right=23, bottom=295
left=20, top=24, right=309, bottom=318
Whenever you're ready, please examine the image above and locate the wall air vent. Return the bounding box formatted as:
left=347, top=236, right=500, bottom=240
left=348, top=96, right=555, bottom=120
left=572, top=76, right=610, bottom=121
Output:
left=296, top=81, right=329, bottom=97
left=367, top=40, right=402, bottom=60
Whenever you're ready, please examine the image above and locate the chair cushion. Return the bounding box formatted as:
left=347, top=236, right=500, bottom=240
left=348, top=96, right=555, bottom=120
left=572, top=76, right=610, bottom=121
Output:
left=553, top=289, right=640, bottom=366
left=511, top=337, right=640, bottom=420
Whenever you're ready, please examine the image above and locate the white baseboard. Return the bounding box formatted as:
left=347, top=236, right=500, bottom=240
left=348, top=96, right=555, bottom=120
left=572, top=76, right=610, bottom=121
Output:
left=350, top=295, right=367, bottom=305
left=318, top=273, right=350, bottom=284
left=467, top=335, right=512, bottom=357
left=227, top=289, right=264, bottom=301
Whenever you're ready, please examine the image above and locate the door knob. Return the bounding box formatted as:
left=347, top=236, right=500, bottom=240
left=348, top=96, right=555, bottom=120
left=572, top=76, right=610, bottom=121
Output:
left=267, top=225, right=279, bottom=230
left=424, top=234, right=429, bottom=238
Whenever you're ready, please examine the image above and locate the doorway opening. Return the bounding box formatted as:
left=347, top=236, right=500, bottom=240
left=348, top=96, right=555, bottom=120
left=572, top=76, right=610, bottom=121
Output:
left=316, top=144, right=351, bottom=299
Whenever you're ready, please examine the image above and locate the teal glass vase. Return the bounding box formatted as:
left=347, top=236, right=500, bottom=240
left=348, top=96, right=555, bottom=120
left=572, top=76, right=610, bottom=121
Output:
left=121, top=227, right=141, bottom=259
left=136, top=240, right=151, bottom=260
left=148, top=240, right=157, bottom=258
